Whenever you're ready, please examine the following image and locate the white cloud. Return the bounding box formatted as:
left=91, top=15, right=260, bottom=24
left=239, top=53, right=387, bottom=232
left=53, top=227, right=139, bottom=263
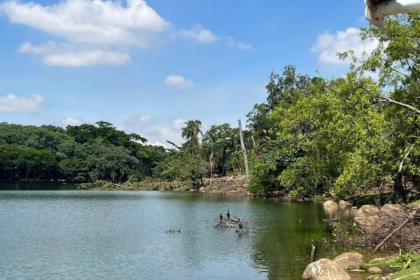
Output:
left=0, top=0, right=168, bottom=47
left=45, top=50, right=130, bottom=67
left=237, top=42, right=252, bottom=50
left=139, top=141, right=166, bottom=148
left=170, top=118, right=187, bottom=131
left=311, top=27, right=379, bottom=65
left=0, top=93, right=44, bottom=112
left=178, top=24, right=219, bottom=43
left=0, top=0, right=168, bottom=66
left=227, top=37, right=252, bottom=50
left=125, top=115, right=155, bottom=127
left=18, top=41, right=56, bottom=54
left=18, top=42, right=131, bottom=66
left=133, top=118, right=204, bottom=147
left=164, top=75, right=194, bottom=90
left=60, top=117, right=84, bottom=126
left=1, top=0, right=249, bottom=66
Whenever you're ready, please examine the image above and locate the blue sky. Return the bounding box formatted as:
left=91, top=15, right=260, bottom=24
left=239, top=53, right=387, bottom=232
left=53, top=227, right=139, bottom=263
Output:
left=0, top=0, right=376, bottom=146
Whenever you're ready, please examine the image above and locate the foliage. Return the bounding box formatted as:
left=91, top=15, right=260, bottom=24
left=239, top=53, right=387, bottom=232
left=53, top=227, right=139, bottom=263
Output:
left=247, top=141, right=297, bottom=195
left=181, top=120, right=202, bottom=153
left=153, top=152, right=208, bottom=189
left=201, top=123, right=237, bottom=175
left=387, top=244, right=416, bottom=271
left=0, top=122, right=163, bottom=182
left=338, top=13, right=420, bottom=200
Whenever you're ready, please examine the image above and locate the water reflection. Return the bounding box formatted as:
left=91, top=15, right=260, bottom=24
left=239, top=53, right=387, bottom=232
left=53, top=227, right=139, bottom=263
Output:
left=0, top=190, right=350, bottom=280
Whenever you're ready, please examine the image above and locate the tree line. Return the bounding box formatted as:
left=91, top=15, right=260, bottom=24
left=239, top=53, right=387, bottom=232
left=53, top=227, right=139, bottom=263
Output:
left=0, top=121, right=165, bottom=182
left=2, top=15, right=420, bottom=201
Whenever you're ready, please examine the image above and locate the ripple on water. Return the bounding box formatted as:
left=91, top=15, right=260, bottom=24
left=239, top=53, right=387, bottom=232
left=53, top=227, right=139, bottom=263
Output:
left=0, top=190, right=343, bottom=280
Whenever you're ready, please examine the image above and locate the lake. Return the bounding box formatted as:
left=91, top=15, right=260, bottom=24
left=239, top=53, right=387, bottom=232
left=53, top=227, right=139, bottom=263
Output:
left=0, top=183, right=348, bottom=280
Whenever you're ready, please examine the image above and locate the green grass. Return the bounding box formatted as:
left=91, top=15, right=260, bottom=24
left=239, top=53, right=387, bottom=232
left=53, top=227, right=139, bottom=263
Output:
left=361, top=258, right=394, bottom=270
left=360, top=255, right=420, bottom=279
left=408, top=199, right=420, bottom=207
left=390, top=254, right=420, bottom=280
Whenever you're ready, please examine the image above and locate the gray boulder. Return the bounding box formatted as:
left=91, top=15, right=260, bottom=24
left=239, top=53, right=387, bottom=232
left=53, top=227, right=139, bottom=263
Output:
left=333, top=252, right=363, bottom=270
left=302, top=258, right=351, bottom=280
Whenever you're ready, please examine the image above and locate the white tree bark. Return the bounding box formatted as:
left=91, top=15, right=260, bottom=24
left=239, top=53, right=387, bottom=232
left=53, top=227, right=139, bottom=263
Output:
left=238, top=119, right=249, bottom=178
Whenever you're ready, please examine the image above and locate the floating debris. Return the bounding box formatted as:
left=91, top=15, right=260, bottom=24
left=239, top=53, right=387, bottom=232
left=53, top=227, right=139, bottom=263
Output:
left=213, top=214, right=250, bottom=233
left=166, top=226, right=181, bottom=233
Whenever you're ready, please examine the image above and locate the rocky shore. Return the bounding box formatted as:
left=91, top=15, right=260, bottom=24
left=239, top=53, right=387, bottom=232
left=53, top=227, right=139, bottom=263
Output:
left=308, top=200, right=420, bottom=280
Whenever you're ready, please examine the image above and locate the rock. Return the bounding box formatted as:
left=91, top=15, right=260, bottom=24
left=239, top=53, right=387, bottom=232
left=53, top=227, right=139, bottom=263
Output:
left=199, top=187, right=205, bottom=192
left=367, top=267, right=382, bottom=274
left=333, top=252, right=363, bottom=270
left=302, top=258, right=351, bottom=280
left=324, top=200, right=339, bottom=209
left=354, top=204, right=407, bottom=233
left=369, top=258, right=385, bottom=264
left=354, top=205, right=380, bottom=232
left=380, top=204, right=405, bottom=219
left=339, top=200, right=351, bottom=208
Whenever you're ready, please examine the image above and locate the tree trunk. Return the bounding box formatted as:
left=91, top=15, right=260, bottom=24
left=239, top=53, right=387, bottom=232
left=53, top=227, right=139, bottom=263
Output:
left=393, top=172, right=407, bottom=203
left=238, top=119, right=249, bottom=178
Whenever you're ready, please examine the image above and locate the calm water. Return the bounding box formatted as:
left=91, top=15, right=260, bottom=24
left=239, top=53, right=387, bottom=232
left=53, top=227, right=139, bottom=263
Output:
left=0, top=183, right=347, bottom=280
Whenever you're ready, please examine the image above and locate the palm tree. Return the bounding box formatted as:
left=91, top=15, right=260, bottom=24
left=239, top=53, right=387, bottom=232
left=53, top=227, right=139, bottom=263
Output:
left=181, top=120, right=203, bottom=153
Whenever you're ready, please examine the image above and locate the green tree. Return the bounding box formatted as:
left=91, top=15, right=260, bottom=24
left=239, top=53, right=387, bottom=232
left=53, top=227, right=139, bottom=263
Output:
left=154, top=153, right=208, bottom=189
left=0, top=143, right=19, bottom=179
left=339, top=12, right=420, bottom=200
left=201, top=123, right=237, bottom=175
left=181, top=120, right=203, bottom=153
left=16, top=148, right=57, bottom=180
left=271, top=73, right=390, bottom=199
left=58, top=159, right=89, bottom=181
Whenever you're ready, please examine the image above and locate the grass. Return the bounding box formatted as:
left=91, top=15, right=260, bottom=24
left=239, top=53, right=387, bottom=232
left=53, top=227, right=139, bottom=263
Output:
left=408, top=199, right=420, bottom=207
left=360, top=255, right=420, bottom=279
left=390, top=254, right=420, bottom=280
left=361, top=258, right=394, bottom=270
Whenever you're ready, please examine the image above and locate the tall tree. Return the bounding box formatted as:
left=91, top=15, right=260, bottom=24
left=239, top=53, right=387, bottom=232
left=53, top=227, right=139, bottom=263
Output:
left=339, top=12, right=420, bottom=200
left=181, top=120, right=203, bottom=153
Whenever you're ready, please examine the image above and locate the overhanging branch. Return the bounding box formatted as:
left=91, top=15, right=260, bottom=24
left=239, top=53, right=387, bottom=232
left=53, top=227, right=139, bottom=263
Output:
left=378, top=96, right=420, bottom=114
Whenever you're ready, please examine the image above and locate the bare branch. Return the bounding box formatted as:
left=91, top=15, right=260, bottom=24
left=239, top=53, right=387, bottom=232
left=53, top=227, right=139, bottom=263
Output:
left=374, top=207, right=418, bottom=252
left=379, top=96, right=420, bottom=114
left=398, top=143, right=416, bottom=174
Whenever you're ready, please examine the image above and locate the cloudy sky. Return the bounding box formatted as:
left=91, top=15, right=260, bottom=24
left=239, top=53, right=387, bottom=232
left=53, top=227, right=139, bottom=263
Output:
left=0, top=0, right=377, bottom=146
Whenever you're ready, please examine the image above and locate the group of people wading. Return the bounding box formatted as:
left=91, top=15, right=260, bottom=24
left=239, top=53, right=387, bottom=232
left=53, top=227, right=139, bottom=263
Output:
left=218, top=209, right=243, bottom=233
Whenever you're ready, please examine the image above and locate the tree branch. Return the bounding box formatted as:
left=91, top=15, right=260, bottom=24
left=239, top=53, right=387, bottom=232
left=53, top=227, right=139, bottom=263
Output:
left=398, top=143, right=416, bottom=174
left=378, top=96, right=420, bottom=114
left=374, top=207, right=418, bottom=252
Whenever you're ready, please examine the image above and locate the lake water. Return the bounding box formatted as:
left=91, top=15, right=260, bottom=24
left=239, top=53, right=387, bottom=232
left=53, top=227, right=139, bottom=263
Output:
left=0, top=183, right=348, bottom=280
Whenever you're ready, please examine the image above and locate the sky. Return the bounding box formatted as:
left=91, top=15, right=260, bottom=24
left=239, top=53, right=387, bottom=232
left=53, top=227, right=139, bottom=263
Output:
left=0, top=0, right=379, bottom=146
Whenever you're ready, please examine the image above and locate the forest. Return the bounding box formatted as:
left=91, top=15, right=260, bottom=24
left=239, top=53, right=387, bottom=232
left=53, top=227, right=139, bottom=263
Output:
left=2, top=14, right=420, bottom=202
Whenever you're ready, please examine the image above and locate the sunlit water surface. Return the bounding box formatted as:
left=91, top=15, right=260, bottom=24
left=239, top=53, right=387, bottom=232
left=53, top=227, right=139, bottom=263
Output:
left=0, top=183, right=350, bottom=280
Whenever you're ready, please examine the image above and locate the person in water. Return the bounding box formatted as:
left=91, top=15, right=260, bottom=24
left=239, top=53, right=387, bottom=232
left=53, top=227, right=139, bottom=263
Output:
left=227, top=209, right=230, bottom=219
left=220, top=213, right=223, bottom=221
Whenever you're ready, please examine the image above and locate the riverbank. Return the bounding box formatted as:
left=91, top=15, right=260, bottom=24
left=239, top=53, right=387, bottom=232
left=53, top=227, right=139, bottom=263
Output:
left=302, top=250, right=420, bottom=280
left=77, top=176, right=251, bottom=196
